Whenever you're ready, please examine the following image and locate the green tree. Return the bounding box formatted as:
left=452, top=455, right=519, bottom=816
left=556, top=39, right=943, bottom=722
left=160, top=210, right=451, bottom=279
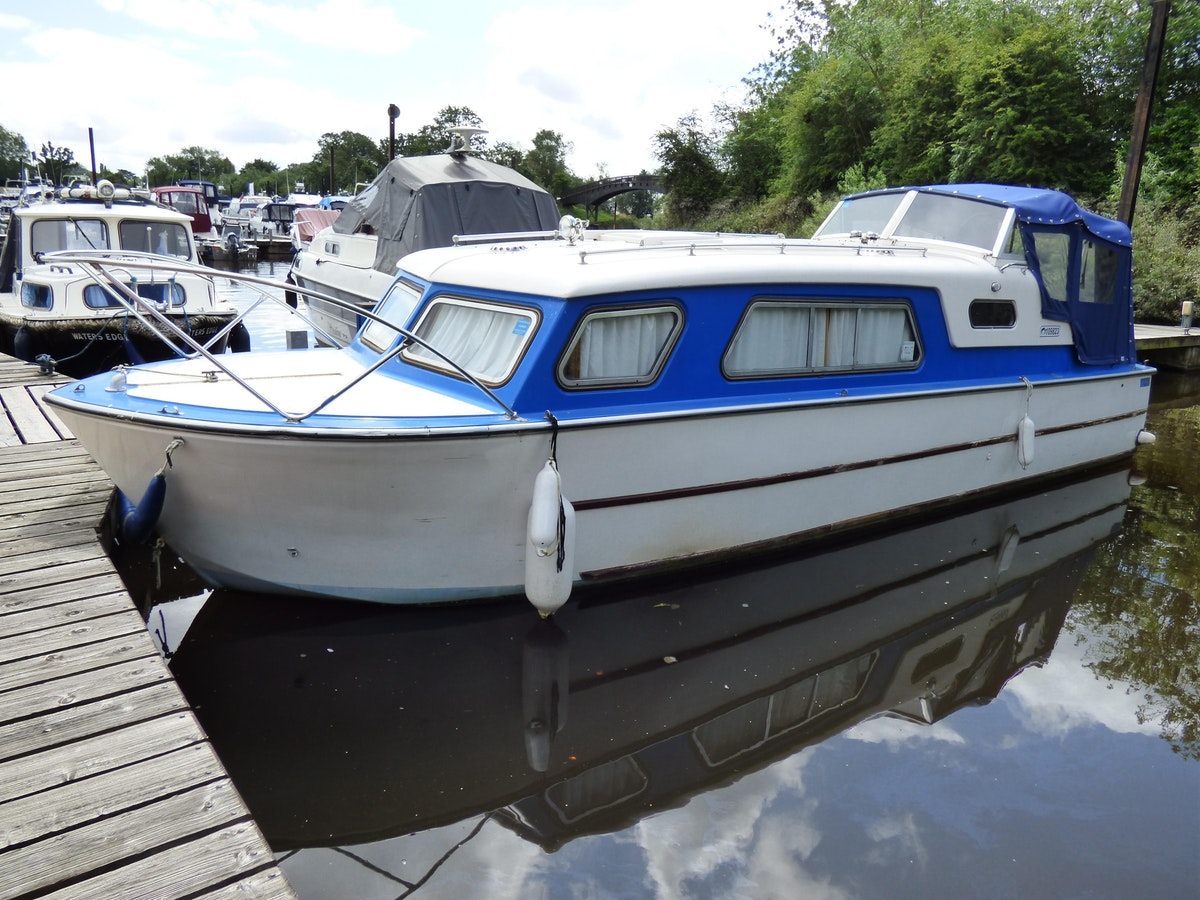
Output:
left=311, top=131, right=385, bottom=194
left=234, top=158, right=280, bottom=196
left=145, top=146, right=234, bottom=189
left=35, top=141, right=78, bottom=186
left=653, top=113, right=724, bottom=224
left=0, top=124, right=29, bottom=182
left=394, top=106, right=485, bottom=158
left=866, top=30, right=964, bottom=185
left=519, top=129, right=578, bottom=196
left=949, top=22, right=1111, bottom=194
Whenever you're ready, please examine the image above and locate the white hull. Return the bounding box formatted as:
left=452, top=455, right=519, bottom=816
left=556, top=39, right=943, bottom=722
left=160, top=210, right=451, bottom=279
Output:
left=57, top=370, right=1147, bottom=603
left=289, top=230, right=392, bottom=346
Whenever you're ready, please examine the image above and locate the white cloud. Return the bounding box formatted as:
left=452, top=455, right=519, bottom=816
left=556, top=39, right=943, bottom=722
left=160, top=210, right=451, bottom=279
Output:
left=4, top=0, right=780, bottom=178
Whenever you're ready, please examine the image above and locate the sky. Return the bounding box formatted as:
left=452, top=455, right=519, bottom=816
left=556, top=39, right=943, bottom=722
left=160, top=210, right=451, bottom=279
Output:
left=0, top=0, right=784, bottom=185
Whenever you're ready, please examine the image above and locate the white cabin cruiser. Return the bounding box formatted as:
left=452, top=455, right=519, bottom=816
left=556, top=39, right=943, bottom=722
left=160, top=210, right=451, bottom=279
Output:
left=0, top=180, right=246, bottom=377
left=46, top=184, right=1154, bottom=614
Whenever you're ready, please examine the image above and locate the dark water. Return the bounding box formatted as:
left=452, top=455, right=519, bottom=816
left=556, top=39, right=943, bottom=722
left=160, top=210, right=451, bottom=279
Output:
left=124, top=283, right=1200, bottom=899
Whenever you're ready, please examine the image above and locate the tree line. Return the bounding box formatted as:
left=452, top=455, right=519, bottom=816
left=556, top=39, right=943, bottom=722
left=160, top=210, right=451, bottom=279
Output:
left=0, top=107, right=585, bottom=205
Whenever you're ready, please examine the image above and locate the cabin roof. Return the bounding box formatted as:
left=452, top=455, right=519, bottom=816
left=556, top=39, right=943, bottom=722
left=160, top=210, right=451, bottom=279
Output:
left=397, top=232, right=992, bottom=301
left=14, top=198, right=193, bottom=225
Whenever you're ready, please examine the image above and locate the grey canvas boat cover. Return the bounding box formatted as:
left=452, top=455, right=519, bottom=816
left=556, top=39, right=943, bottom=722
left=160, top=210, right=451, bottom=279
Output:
left=333, top=154, right=561, bottom=277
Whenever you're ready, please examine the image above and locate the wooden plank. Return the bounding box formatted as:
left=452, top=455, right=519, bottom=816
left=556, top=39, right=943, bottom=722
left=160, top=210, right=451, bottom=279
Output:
left=0, top=440, right=95, bottom=470
left=0, top=514, right=108, bottom=544
left=0, top=711, right=204, bottom=806
left=0, top=611, right=145, bottom=665
left=0, top=656, right=172, bottom=737
left=0, top=588, right=135, bottom=628
left=0, top=502, right=110, bottom=529
left=0, top=465, right=110, bottom=489
left=197, top=868, right=298, bottom=900
left=0, top=385, right=62, bottom=444
left=36, top=821, right=281, bottom=900
left=0, top=527, right=105, bottom=558
left=0, top=741, right=222, bottom=847
left=0, top=578, right=131, bottom=613
left=0, top=780, right=249, bottom=898
left=0, top=681, right=188, bottom=764
left=0, top=485, right=112, bottom=517
left=0, top=556, right=123, bottom=595
left=0, top=541, right=108, bottom=578
left=0, top=411, right=18, bottom=448
left=27, top=381, right=74, bottom=439
left=0, top=630, right=157, bottom=695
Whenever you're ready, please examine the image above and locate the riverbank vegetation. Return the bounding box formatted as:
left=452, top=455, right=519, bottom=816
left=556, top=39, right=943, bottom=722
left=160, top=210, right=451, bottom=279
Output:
left=651, top=0, right=1199, bottom=323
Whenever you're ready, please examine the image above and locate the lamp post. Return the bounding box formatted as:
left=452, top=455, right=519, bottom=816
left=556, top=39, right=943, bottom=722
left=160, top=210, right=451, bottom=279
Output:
left=388, top=104, right=400, bottom=161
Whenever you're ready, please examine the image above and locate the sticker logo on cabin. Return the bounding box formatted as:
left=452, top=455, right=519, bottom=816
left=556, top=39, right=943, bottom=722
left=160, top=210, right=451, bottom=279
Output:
left=1040, top=326, right=1062, bottom=337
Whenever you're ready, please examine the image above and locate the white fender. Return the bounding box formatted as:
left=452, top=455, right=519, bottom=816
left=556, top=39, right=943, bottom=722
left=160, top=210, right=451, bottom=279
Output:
left=1017, top=415, right=1035, bottom=468
left=525, top=460, right=576, bottom=616
left=528, top=461, right=563, bottom=554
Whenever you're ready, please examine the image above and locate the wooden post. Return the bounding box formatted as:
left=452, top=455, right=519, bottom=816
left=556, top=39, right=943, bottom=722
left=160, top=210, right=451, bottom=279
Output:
left=1118, top=0, right=1171, bottom=225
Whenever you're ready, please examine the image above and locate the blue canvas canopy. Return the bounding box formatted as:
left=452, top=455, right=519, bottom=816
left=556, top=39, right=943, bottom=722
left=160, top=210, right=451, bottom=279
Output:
left=841, top=184, right=1136, bottom=367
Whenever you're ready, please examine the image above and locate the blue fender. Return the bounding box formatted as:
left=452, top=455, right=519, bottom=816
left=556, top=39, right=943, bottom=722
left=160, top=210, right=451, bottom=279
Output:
left=117, top=473, right=167, bottom=544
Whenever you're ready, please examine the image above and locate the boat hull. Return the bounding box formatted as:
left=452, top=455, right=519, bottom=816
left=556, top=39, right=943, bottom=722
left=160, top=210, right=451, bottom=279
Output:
left=51, top=369, right=1150, bottom=604
left=0, top=312, right=237, bottom=378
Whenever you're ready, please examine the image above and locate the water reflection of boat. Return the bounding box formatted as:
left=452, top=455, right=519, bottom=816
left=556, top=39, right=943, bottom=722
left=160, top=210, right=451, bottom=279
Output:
left=167, top=465, right=1132, bottom=852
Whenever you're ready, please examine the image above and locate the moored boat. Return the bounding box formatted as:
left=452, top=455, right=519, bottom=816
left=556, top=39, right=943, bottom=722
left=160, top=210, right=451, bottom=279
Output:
left=287, top=130, right=561, bottom=345
left=0, top=180, right=247, bottom=376
left=45, top=183, right=1155, bottom=612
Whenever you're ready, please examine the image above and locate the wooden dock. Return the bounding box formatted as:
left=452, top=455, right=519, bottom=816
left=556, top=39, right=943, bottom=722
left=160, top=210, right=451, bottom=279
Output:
left=1134, top=323, right=1200, bottom=371
left=0, top=356, right=296, bottom=900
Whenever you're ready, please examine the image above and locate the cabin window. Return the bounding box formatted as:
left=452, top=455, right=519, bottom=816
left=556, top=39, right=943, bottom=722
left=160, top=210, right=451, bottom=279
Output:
left=723, top=301, right=920, bottom=377
left=558, top=305, right=682, bottom=388
left=30, top=218, right=108, bottom=256
left=1079, top=237, right=1119, bottom=305
left=84, top=281, right=186, bottom=309
left=118, top=222, right=191, bottom=257
left=893, top=193, right=1007, bottom=251
left=816, top=193, right=904, bottom=236
left=1028, top=231, right=1070, bottom=303
left=1000, top=221, right=1026, bottom=258
left=969, top=299, right=1017, bottom=328
left=20, top=282, right=52, bottom=309
left=401, top=296, right=538, bottom=385
left=361, top=279, right=422, bottom=352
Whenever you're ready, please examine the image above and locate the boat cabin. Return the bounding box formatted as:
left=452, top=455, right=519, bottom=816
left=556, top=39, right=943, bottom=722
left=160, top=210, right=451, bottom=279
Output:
left=1, top=183, right=198, bottom=294
left=348, top=184, right=1136, bottom=423
left=151, top=185, right=215, bottom=236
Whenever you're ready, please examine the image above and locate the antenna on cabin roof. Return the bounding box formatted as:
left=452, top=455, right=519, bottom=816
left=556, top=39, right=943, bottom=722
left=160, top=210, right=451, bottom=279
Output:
left=447, top=126, right=487, bottom=159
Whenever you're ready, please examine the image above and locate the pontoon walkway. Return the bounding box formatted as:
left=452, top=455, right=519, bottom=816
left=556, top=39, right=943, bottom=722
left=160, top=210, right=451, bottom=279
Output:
left=0, top=355, right=295, bottom=899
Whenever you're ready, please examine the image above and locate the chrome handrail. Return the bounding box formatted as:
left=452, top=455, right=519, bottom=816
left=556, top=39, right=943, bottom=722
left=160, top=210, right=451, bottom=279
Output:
left=42, top=250, right=519, bottom=422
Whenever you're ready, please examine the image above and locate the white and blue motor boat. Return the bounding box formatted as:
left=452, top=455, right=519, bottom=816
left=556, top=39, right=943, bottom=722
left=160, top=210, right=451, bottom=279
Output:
left=45, top=184, right=1155, bottom=614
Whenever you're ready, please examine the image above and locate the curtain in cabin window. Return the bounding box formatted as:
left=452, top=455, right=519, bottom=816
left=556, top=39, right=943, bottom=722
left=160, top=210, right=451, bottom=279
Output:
left=724, top=301, right=919, bottom=376
left=568, top=308, right=679, bottom=383
left=408, top=301, right=534, bottom=384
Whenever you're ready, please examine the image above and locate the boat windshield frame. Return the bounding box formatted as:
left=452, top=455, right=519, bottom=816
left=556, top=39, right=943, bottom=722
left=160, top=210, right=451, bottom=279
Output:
left=815, top=189, right=1018, bottom=255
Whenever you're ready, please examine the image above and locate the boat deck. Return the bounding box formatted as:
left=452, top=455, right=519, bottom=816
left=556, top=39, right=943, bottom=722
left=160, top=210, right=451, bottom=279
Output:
left=0, top=355, right=295, bottom=899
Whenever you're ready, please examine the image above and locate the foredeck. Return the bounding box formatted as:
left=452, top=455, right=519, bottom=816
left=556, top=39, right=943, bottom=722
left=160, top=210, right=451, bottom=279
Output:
left=0, top=355, right=295, bottom=899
